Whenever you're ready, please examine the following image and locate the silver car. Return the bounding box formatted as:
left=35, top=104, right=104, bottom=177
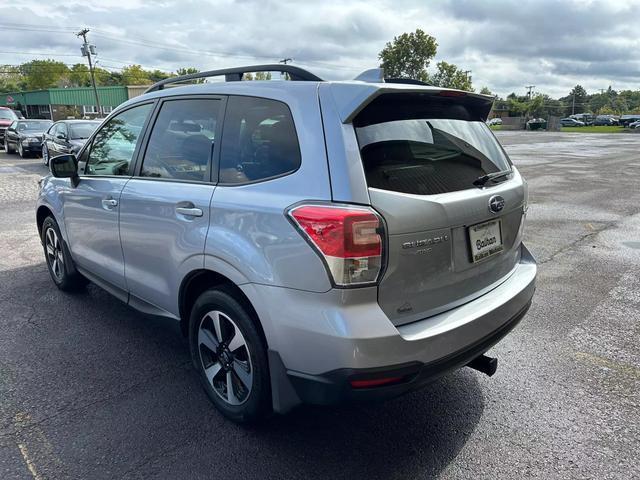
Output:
left=36, top=65, right=536, bottom=423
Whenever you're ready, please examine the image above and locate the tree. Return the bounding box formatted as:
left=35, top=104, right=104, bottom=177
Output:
left=430, top=61, right=474, bottom=91
left=148, top=69, right=171, bottom=83
left=378, top=29, right=437, bottom=82
left=0, top=65, right=24, bottom=92
left=254, top=71, right=272, bottom=81
left=69, top=63, right=91, bottom=87
left=176, top=67, right=200, bottom=76
left=480, top=86, right=493, bottom=96
left=121, top=65, right=152, bottom=85
left=174, top=67, right=206, bottom=84
left=20, top=60, right=69, bottom=89
left=242, top=71, right=272, bottom=81
left=566, top=84, right=588, bottom=115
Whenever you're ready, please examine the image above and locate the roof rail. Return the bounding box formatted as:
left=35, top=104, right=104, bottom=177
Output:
left=144, top=64, right=324, bottom=93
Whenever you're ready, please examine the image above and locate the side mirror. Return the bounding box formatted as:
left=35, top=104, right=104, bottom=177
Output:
left=50, top=154, right=79, bottom=186
left=56, top=132, right=67, bottom=140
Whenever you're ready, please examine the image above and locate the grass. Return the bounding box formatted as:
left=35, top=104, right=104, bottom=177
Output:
left=489, top=125, right=502, bottom=130
left=560, top=126, right=626, bottom=133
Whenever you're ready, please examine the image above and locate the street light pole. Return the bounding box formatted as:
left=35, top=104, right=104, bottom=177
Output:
left=76, top=28, right=102, bottom=118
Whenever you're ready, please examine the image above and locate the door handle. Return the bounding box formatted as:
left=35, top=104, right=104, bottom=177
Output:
left=176, top=206, right=203, bottom=217
left=101, top=197, right=118, bottom=209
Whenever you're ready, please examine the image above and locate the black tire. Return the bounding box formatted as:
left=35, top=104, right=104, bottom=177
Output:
left=189, top=288, right=271, bottom=423
left=5, top=140, right=15, bottom=154
left=41, top=216, right=88, bottom=292
left=18, top=142, right=27, bottom=158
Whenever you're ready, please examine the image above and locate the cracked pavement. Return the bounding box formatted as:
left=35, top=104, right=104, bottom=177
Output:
left=1, top=131, right=639, bottom=479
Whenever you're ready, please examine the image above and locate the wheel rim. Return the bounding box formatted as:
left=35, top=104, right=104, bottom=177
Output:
left=198, top=310, right=253, bottom=406
left=18, top=143, right=23, bottom=156
left=45, top=227, right=64, bottom=281
left=43, top=145, right=48, bottom=164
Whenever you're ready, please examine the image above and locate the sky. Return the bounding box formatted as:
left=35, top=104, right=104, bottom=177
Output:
left=1, top=0, right=639, bottom=98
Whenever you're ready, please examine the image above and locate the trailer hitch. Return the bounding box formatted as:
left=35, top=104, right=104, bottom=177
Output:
left=467, top=354, right=498, bottom=377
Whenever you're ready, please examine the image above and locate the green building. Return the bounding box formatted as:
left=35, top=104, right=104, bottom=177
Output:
left=0, top=86, right=148, bottom=120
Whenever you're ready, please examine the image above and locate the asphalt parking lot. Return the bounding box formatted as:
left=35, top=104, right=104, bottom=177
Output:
left=0, top=131, right=639, bottom=479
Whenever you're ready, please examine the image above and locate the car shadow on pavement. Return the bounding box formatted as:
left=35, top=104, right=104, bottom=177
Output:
left=250, top=372, right=484, bottom=479
left=0, top=262, right=485, bottom=480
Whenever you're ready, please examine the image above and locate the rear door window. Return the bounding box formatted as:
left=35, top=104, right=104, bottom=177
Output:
left=354, top=94, right=511, bottom=195
left=219, top=96, right=301, bottom=184
left=140, top=98, right=221, bottom=182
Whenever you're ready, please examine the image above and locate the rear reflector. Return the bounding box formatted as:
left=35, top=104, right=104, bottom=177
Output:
left=350, top=377, right=403, bottom=389
left=288, top=204, right=384, bottom=287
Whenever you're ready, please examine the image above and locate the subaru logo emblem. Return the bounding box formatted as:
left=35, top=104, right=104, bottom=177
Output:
left=488, top=195, right=505, bottom=213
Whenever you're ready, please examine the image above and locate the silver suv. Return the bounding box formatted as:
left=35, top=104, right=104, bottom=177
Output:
left=36, top=65, right=536, bottom=423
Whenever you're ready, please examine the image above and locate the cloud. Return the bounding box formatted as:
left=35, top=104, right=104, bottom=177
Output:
left=1, top=0, right=639, bottom=97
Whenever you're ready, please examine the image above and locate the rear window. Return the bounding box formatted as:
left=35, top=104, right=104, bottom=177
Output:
left=69, top=122, right=98, bottom=140
left=354, top=94, right=510, bottom=195
left=219, top=96, right=301, bottom=184
left=0, top=109, right=17, bottom=121
left=17, top=121, right=52, bottom=131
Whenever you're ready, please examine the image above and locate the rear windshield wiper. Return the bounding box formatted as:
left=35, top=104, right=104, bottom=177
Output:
left=473, top=169, right=512, bottom=187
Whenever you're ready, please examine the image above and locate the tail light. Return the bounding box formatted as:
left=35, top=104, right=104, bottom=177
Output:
left=287, top=204, right=384, bottom=287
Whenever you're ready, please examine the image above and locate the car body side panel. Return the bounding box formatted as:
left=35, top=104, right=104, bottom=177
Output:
left=318, top=84, right=370, bottom=204
left=37, top=177, right=69, bottom=240
left=206, top=88, right=333, bottom=292
left=119, top=179, right=216, bottom=316
left=62, top=177, right=130, bottom=290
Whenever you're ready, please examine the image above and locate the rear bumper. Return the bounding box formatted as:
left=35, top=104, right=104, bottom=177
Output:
left=244, top=243, right=536, bottom=413
left=281, top=298, right=531, bottom=406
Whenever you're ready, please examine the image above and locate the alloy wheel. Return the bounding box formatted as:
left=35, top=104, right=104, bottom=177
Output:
left=197, top=310, right=253, bottom=406
left=18, top=142, right=23, bottom=157
left=45, top=227, right=64, bottom=281
left=43, top=145, right=49, bottom=165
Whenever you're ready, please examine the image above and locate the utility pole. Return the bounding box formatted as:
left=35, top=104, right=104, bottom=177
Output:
left=525, top=85, right=535, bottom=99
left=278, top=58, right=293, bottom=80
left=462, top=70, right=472, bottom=84
left=572, top=92, right=575, bottom=115
left=77, top=28, right=101, bottom=118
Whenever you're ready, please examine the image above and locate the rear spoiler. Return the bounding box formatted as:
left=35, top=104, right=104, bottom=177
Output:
left=324, top=83, right=494, bottom=124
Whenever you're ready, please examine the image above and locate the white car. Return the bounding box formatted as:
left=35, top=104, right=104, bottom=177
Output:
left=629, top=120, right=640, bottom=129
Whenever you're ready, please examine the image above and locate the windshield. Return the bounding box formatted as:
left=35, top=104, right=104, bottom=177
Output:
left=356, top=119, right=511, bottom=195
left=0, top=109, right=17, bottom=120
left=17, top=121, right=52, bottom=132
left=69, top=123, right=98, bottom=139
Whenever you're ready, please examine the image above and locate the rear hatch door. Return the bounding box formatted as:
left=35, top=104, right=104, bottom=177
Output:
left=351, top=90, right=526, bottom=326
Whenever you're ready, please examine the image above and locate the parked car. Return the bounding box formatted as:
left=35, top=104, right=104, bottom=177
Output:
left=619, top=114, right=640, bottom=127
left=569, top=113, right=595, bottom=126
left=593, top=115, right=617, bottom=126
left=629, top=120, right=640, bottom=129
left=560, top=118, right=585, bottom=127
left=42, top=120, right=100, bottom=166
left=487, top=118, right=502, bottom=126
left=526, top=118, right=546, bottom=130
left=0, top=106, right=19, bottom=147
left=3, top=119, right=53, bottom=157
left=36, top=65, right=536, bottom=423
